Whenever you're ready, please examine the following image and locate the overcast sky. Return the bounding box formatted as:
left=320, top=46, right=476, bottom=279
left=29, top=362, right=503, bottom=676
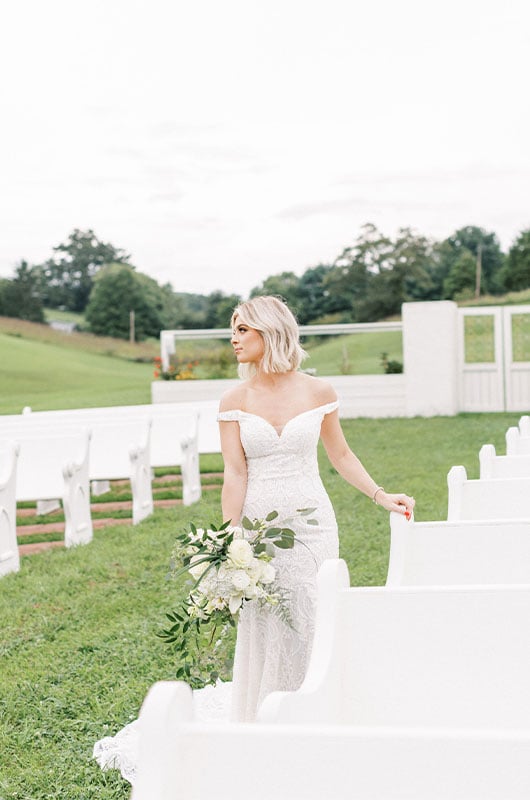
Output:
left=1, top=0, right=529, bottom=297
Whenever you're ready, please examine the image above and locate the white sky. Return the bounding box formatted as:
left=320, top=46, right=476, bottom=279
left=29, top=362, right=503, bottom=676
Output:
left=0, top=0, right=529, bottom=297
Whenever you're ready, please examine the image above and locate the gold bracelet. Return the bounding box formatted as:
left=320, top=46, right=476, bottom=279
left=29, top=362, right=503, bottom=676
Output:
left=372, top=486, right=385, bottom=504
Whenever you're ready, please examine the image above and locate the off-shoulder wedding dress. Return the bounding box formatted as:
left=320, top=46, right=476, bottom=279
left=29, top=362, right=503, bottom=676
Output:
left=93, top=401, right=339, bottom=784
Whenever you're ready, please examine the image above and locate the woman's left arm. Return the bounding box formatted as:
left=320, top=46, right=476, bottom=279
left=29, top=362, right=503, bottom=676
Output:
left=320, top=410, right=415, bottom=517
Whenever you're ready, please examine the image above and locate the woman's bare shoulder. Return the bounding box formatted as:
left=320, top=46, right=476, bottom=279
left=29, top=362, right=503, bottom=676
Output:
left=297, top=373, right=338, bottom=405
left=219, top=383, right=248, bottom=412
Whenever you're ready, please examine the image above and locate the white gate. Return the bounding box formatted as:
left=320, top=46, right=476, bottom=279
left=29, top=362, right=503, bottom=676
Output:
left=458, top=305, right=530, bottom=412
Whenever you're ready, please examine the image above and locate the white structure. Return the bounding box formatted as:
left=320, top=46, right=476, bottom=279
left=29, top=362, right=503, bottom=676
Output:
left=402, top=300, right=459, bottom=416
left=131, top=560, right=530, bottom=800
left=387, top=511, right=530, bottom=586
left=447, top=465, right=530, bottom=521
left=3, top=414, right=153, bottom=523
left=152, top=375, right=407, bottom=419
left=156, top=301, right=530, bottom=416
left=506, top=424, right=530, bottom=456
left=479, top=443, right=530, bottom=479
left=0, top=429, right=93, bottom=547
left=0, top=442, right=20, bottom=577
left=16, top=404, right=201, bottom=507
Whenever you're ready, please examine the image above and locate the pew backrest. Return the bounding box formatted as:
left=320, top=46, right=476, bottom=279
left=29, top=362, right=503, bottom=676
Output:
left=506, top=425, right=530, bottom=455
left=0, top=429, right=92, bottom=547
left=260, top=560, right=530, bottom=731
left=479, top=443, right=530, bottom=479
left=387, top=511, right=530, bottom=586
left=0, top=442, right=20, bottom=576
left=447, top=464, right=530, bottom=521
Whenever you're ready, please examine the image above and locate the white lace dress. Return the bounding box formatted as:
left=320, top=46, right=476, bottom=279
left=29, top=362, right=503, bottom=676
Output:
left=220, top=401, right=340, bottom=721
left=93, top=401, right=339, bottom=782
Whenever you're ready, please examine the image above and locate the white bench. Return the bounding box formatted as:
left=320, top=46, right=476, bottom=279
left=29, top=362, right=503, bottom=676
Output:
left=447, top=464, right=530, bottom=521
left=479, top=443, right=530, bottom=479
left=0, top=416, right=154, bottom=524
left=131, top=560, right=530, bottom=800
left=387, top=510, right=530, bottom=586
left=507, top=424, right=530, bottom=456
left=0, top=442, right=20, bottom=577
left=18, top=403, right=202, bottom=505
left=79, top=418, right=153, bottom=524
left=142, top=400, right=221, bottom=453
left=0, top=430, right=92, bottom=547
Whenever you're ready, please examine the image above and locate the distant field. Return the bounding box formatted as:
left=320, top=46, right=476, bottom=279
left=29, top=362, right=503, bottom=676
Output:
left=0, top=333, right=152, bottom=414
left=303, top=331, right=402, bottom=375
left=0, top=318, right=404, bottom=413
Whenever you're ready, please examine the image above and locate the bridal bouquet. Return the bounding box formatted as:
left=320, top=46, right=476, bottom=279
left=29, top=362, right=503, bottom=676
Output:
left=158, top=508, right=317, bottom=688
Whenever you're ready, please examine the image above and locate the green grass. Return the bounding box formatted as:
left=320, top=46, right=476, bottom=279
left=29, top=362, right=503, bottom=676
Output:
left=0, top=320, right=405, bottom=416
left=0, top=333, right=153, bottom=414
left=0, top=412, right=520, bottom=799
left=303, top=331, right=403, bottom=375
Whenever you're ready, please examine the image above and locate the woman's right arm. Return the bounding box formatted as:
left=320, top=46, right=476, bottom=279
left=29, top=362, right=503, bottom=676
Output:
left=219, top=419, right=247, bottom=525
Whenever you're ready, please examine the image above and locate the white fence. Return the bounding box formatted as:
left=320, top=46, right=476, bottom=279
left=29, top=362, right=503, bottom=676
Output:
left=458, top=305, right=530, bottom=412
left=156, top=301, right=530, bottom=417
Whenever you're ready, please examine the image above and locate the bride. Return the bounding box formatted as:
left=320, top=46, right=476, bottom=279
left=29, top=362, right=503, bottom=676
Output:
left=94, top=295, right=414, bottom=778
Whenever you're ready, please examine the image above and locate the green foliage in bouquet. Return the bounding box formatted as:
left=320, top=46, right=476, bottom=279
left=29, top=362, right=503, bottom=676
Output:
left=158, top=508, right=317, bottom=688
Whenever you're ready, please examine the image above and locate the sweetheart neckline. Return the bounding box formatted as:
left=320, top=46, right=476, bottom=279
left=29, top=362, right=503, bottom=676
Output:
left=223, top=401, right=338, bottom=438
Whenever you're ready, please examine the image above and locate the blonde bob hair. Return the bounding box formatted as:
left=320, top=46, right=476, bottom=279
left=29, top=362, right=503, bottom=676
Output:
left=231, top=296, right=307, bottom=379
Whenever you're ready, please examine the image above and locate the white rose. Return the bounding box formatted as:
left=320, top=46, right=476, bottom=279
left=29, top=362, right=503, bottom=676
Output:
left=227, top=539, right=253, bottom=568
left=231, top=569, right=251, bottom=591
left=189, top=563, right=207, bottom=580
left=227, top=525, right=244, bottom=539
left=259, top=563, right=276, bottom=584
left=248, top=558, right=264, bottom=582
left=189, top=528, right=205, bottom=543
left=188, top=554, right=208, bottom=581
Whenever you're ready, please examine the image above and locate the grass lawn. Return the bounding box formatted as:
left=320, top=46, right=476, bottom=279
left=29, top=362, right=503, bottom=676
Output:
left=0, top=412, right=521, bottom=800
left=0, top=322, right=404, bottom=416
left=0, top=333, right=153, bottom=414
left=303, top=330, right=402, bottom=375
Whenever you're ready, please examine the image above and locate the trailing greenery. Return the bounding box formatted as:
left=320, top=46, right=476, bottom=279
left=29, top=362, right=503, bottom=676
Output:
left=0, top=412, right=520, bottom=799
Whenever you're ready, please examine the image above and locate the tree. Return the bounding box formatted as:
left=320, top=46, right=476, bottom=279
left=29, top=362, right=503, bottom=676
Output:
left=329, top=225, right=437, bottom=322
left=442, top=249, right=477, bottom=299
left=0, top=261, right=45, bottom=322
left=502, top=229, right=530, bottom=291
left=40, top=228, right=130, bottom=312
left=250, top=272, right=303, bottom=318
left=434, top=226, right=505, bottom=297
left=204, top=291, right=242, bottom=328
left=85, top=263, right=163, bottom=340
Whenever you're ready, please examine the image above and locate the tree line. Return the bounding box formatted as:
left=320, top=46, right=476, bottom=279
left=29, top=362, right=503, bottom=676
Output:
left=1, top=224, right=529, bottom=340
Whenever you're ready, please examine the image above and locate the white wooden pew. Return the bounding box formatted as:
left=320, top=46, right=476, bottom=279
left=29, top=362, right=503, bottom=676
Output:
left=447, top=465, right=530, bottom=521
left=0, top=430, right=92, bottom=547
left=518, top=414, right=530, bottom=437
left=0, top=417, right=154, bottom=523
left=140, top=400, right=221, bottom=453
left=131, top=561, right=530, bottom=800
left=387, top=511, right=530, bottom=586
left=479, top=443, right=530, bottom=479
left=81, top=418, right=153, bottom=524
left=506, top=424, right=530, bottom=456
left=17, top=403, right=202, bottom=505
left=0, top=442, right=20, bottom=577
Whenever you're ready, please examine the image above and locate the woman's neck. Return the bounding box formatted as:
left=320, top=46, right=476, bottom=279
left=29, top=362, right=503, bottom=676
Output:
left=250, top=369, right=296, bottom=390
